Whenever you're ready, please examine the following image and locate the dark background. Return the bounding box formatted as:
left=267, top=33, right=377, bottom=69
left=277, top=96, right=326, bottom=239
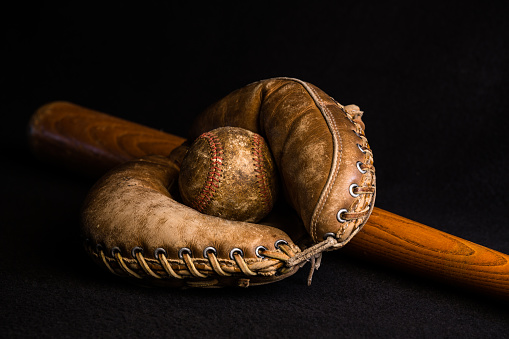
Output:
left=2, top=2, right=509, bottom=337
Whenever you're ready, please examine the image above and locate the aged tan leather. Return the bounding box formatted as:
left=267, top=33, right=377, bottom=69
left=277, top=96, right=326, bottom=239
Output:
left=189, top=78, right=376, bottom=244
left=82, top=155, right=301, bottom=287
left=81, top=77, right=375, bottom=287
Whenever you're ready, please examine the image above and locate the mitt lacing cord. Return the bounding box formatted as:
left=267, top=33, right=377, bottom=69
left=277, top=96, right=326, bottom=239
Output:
left=92, top=242, right=294, bottom=280
left=279, top=217, right=372, bottom=286
left=276, top=237, right=340, bottom=286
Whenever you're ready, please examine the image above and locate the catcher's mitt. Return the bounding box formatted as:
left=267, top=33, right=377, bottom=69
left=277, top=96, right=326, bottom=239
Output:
left=81, top=77, right=376, bottom=287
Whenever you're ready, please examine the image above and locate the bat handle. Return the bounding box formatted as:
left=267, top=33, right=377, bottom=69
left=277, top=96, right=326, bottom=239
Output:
left=28, top=101, right=186, bottom=177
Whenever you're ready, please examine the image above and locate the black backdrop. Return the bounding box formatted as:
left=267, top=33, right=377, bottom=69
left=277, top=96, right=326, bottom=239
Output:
left=2, top=2, right=509, bottom=337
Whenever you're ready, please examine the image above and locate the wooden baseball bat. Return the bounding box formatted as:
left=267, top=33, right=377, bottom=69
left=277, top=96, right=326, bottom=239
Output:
left=28, top=101, right=509, bottom=299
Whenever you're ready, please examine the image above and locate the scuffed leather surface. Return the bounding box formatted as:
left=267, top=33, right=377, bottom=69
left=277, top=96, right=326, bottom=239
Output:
left=82, top=155, right=299, bottom=257
left=81, top=155, right=301, bottom=287
left=189, top=78, right=376, bottom=243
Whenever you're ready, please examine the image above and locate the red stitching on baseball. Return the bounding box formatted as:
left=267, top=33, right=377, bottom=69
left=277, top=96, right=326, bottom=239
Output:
left=252, top=134, right=272, bottom=214
left=191, top=131, right=223, bottom=212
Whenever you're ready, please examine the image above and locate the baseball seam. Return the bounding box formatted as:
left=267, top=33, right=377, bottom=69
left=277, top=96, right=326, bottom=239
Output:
left=252, top=134, right=272, bottom=214
left=191, top=131, right=223, bottom=213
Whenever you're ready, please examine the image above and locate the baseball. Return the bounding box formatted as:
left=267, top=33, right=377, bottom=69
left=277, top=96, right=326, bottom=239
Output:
left=178, top=127, right=279, bottom=223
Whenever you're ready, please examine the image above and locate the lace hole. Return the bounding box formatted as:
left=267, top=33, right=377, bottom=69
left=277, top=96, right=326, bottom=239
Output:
left=323, top=232, right=336, bottom=240
left=154, top=247, right=167, bottom=259
left=357, top=143, right=366, bottom=154
left=111, top=246, right=121, bottom=257
left=203, top=246, right=217, bottom=259
left=255, top=246, right=268, bottom=258
left=131, top=246, right=143, bottom=258
left=356, top=161, right=367, bottom=174
left=274, top=239, right=288, bottom=250
left=349, top=184, right=360, bottom=198
left=178, top=247, right=192, bottom=260
left=229, top=248, right=244, bottom=260
left=337, top=209, right=348, bottom=223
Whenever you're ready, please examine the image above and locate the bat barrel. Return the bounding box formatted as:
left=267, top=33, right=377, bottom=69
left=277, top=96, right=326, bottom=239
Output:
left=347, top=208, right=509, bottom=299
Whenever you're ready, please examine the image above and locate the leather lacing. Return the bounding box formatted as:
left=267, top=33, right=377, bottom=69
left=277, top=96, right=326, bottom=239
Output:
left=90, top=237, right=351, bottom=287
left=338, top=106, right=376, bottom=225
left=88, top=241, right=296, bottom=283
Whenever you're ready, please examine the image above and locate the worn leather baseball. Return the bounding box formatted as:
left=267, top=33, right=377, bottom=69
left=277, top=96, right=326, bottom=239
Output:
left=178, top=127, right=279, bottom=223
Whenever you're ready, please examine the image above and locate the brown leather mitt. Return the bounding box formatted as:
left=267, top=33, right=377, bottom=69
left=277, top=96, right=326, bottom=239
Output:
left=81, top=77, right=376, bottom=288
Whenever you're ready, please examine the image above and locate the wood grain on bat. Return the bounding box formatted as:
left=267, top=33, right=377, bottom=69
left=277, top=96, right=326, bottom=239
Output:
left=29, top=102, right=185, bottom=175
left=346, top=208, right=509, bottom=297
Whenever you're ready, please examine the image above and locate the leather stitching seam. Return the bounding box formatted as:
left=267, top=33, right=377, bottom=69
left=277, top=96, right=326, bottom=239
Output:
left=252, top=133, right=272, bottom=215
left=191, top=131, right=223, bottom=213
